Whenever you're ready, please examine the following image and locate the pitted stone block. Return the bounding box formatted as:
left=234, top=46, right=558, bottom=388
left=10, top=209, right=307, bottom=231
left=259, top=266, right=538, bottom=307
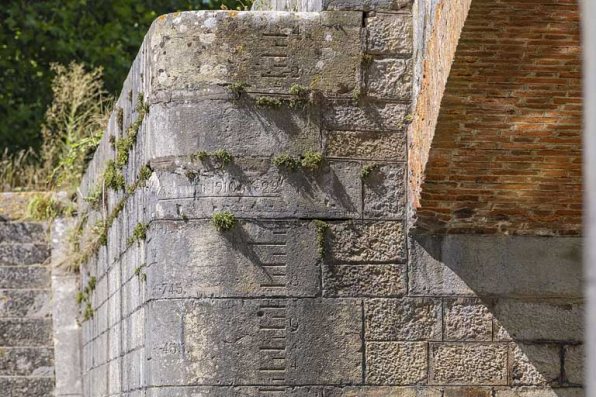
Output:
left=367, top=13, right=413, bottom=55
left=146, top=299, right=362, bottom=387
left=0, top=319, right=53, bottom=347
left=325, top=130, right=407, bottom=162
left=429, top=343, right=508, bottom=385
left=147, top=220, right=320, bottom=299
left=366, top=342, right=428, bottom=385
left=494, top=389, right=584, bottom=397
left=147, top=100, right=321, bottom=160
left=365, top=298, right=441, bottom=341
left=324, top=100, right=411, bottom=131
left=0, top=243, right=50, bottom=266
left=322, top=264, right=407, bottom=297
left=253, top=0, right=413, bottom=12
left=0, top=347, right=54, bottom=377
left=146, top=386, right=442, bottom=396
left=0, top=290, right=52, bottom=318
left=152, top=159, right=362, bottom=220
left=327, top=221, right=406, bottom=263
left=0, top=266, right=50, bottom=289
left=148, top=11, right=361, bottom=96
left=366, top=59, right=413, bottom=100
left=443, top=298, right=493, bottom=342
left=363, top=164, right=407, bottom=219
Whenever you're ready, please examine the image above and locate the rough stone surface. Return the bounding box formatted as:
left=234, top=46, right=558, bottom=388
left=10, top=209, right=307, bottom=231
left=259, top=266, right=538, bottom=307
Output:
left=324, top=101, right=411, bottom=132
left=364, top=164, right=407, bottom=219
left=443, top=299, right=493, bottom=341
left=367, top=13, right=413, bottom=55
left=366, top=342, right=428, bottom=385
left=564, top=345, right=583, bottom=385
left=494, top=389, right=584, bottom=397
left=0, top=347, right=54, bottom=377
left=429, top=343, right=508, bottom=385
left=147, top=386, right=442, bottom=397
left=0, top=290, right=52, bottom=318
left=0, top=377, right=56, bottom=397
left=493, top=300, right=583, bottom=342
left=151, top=159, right=363, bottom=220
left=409, top=234, right=583, bottom=298
left=510, top=343, right=561, bottom=386
left=443, top=387, right=492, bottom=397
left=365, top=298, right=441, bottom=341
left=327, top=221, right=406, bottom=263
left=0, top=243, right=50, bottom=266
left=323, top=264, right=407, bottom=297
left=366, top=59, right=413, bottom=100
left=147, top=299, right=362, bottom=386
left=148, top=220, right=320, bottom=299
left=325, top=130, right=407, bottom=161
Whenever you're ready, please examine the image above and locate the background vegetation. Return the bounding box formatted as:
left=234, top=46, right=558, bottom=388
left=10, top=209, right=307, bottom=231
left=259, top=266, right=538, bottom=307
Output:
left=0, top=0, right=249, bottom=154
left=0, top=0, right=251, bottom=192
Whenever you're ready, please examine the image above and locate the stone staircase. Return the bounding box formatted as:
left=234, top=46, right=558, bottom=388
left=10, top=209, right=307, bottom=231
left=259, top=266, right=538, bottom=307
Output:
left=0, top=221, right=55, bottom=397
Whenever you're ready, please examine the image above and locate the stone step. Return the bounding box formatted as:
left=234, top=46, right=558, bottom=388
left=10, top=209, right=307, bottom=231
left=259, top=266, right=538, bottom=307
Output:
left=0, top=318, right=53, bottom=347
left=0, top=290, right=52, bottom=319
left=0, top=244, right=50, bottom=266
left=0, top=347, right=54, bottom=377
left=0, top=267, right=51, bottom=290
left=0, top=222, right=47, bottom=244
left=0, top=377, right=55, bottom=397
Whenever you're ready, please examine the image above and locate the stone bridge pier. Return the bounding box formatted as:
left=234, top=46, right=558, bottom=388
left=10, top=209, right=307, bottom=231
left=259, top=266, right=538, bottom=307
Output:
left=73, top=1, right=584, bottom=396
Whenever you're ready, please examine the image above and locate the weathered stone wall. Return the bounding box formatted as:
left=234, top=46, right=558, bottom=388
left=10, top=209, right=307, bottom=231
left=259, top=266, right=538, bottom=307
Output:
left=417, top=0, right=582, bottom=236
left=0, top=194, right=55, bottom=397
left=73, top=4, right=584, bottom=397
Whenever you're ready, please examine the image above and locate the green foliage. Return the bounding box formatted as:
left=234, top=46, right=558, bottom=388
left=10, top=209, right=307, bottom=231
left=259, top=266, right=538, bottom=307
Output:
left=26, top=193, right=64, bottom=221
left=0, top=0, right=248, bottom=155
left=75, top=291, right=87, bottom=305
left=104, top=160, right=125, bottom=191
left=127, top=222, right=149, bottom=246
left=273, top=153, right=300, bottom=171
left=88, top=276, right=97, bottom=291
left=360, top=164, right=380, bottom=180
left=229, top=82, right=249, bottom=96
left=212, top=149, right=233, bottom=166
left=313, top=220, right=329, bottom=258
left=83, top=302, right=94, bottom=321
left=138, top=165, right=153, bottom=185
left=117, top=108, right=124, bottom=131
left=84, top=185, right=103, bottom=210
left=361, top=54, right=374, bottom=64
left=289, top=84, right=311, bottom=97
left=301, top=150, right=324, bottom=173
left=256, top=97, right=283, bottom=109
left=352, top=87, right=362, bottom=101
left=212, top=211, right=237, bottom=232
left=116, top=136, right=134, bottom=167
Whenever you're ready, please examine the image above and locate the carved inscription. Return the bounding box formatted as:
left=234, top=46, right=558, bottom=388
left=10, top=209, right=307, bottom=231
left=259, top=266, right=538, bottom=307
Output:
left=257, top=301, right=287, bottom=394
left=258, top=30, right=300, bottom=86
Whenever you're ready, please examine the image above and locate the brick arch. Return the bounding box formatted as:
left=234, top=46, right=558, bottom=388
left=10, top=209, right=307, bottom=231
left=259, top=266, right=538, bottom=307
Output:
left=416, top=0, right=582, bottom=236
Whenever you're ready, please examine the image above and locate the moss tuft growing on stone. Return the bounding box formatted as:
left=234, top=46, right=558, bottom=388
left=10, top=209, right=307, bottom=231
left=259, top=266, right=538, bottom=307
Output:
left=301, top=150, right=324, bottom=173
left=360, top=164, right=380, bottom=180
left=361, top=54, right=374, bottom=64
left=104, top=160, right=125, bottom=191
left=256, top=96, right=283, bottom=109
left=289, top=84, right=311, bottom=97
left=212, top=211, right=237, bottom=232
left=313, top=220, right=329, bottom=258
left=273, top=153, right=300, bottom=171
left=127, top=223, right=149, bottom=246
left=212, top=149, right=233, bottom=166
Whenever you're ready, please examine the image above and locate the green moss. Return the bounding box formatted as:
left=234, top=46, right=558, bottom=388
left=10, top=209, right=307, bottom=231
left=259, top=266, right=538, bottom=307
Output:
left=313, top=220, right=329, bottom=258
left=136, top=93, right=149, bottom=115
left=301, top=150, right=324, bottom=173
left=289, top=84, right=311, bottom=97
left=404, top=114, right=414, bottom=123
left=116, top=136, right=133, bottom=167
left=134, top=266, right=142, bottom=277
left=212, top=149, right=233, bottom=167
left=88, top=276, right=97, bottom=291
left=83, top=302, right=94, bottom=321
left=360, top=164, right=380, bottom=180
left=26, top=194, right=62, bottom=221
left=104, top=160, right=125, bottom=191
left=75, top=291, right=87, bottom=305
left=84, top=185, right=102, bottom=210
left=127, top=222, right=149, bottom=246
left=229, top=82, right=249, bottom=96
left=256, top=96, right=283, bottom=109
left=185, top=170, right=197, bottom=181
left=108, top=134, right=116, bottom=148
left=273, top=153, right=299, bottom=171
left=117, top=107, right=124, bottom=132
left=361, top=54, right=374, bottom=64
left=211, top=211, right=237, bottom=232
left=140, top=273, right=147, bottom=283
left=192, top=151, right=209, bottom=162
left=138, top=165, right=152, bottom=186
left=352, top=87, right=362, bottom=101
